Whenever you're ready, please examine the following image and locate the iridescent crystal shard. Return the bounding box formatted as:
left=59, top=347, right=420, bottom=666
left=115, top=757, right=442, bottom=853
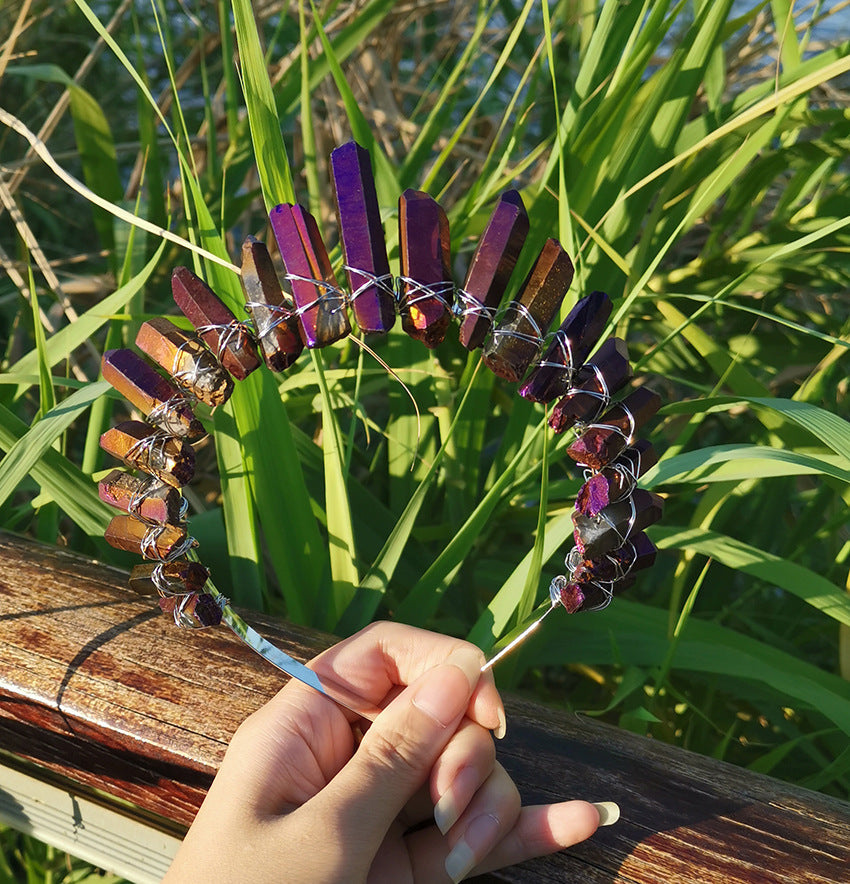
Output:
left=104, top=514, right=188, bottom=560
left=458, top=190, right=529, bottom=350
left=482, top=239, right=574, bottom=382
left=98, top=469, right=184, bottom=524
left=566, top=386, right=661, bottom=469
left=398, top=189, right=453, bottom=348
left=128, top=561, right=210, bottom=596
left=136, top=317, right=234, bottom=407
left=548, top=338, right=632, bottom=434
left=101, top=348, right=205, bottom=440
left=171, top=266, right=261, bottom=380
left=269, top=203, right=350, bottom=348
left=575, top=439, right=658, bottom=515
left=519, top=291, right=612, bottom=403
left=100, top=420, right=195, bottom=488
left=158, top=592, right=222, bottom=627
left=331, top=141, right=395, bottom=334
left=571, top=531, right=657, bottom=587
left=240, top=236, right=304, bottom=371
left=572, top=488, right=664, bottom=559
left=569, top=532, right=658, bottom=612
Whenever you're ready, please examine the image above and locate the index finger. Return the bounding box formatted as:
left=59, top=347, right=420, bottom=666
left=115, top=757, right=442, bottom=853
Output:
left=311, top=621, right=506, bottom=737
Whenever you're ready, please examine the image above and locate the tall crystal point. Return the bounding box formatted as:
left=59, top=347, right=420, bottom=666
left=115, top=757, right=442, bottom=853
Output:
left=101, top=348, right=205, bottom=440
left=128, top=561, right=210, bottom=596
left=331, top=141, right=395, bottom=334
left=572, top=489, right=664, bottom=559
left=519, top=291, right=612, bottom=403
left=171, top=267, right=261, bottom=380
left=398, top=189, right=454, bottom=348
left=566, top=386, right=661, bottom=469
left=240, top=236, right=304, bottom=371
left=269, top=203, right=351, bottom=348
left=98, top=469, right=185, bottom=524
left=100, top=420, right=195, bottom=488
left=458, top=190, right=529, bottom=350
left=482, top=239, right=574, bottom=382
left=104, top=515, right=189, bottom=560
left=136, top=317, right=234, bottom=408
left=576, top=439, right=658, bottom=514
left=549, top=338, right=633, bottom=435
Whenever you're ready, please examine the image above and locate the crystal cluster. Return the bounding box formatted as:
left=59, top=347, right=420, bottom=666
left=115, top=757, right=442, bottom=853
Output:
left=97, top=137, right=664, bottom=638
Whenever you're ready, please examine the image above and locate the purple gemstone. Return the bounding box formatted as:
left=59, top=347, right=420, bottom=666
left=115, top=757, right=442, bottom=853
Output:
left=458, top=190, right=528, bottom=350
left=575, top=473, right=610, bottom=517
left=331, top=141, right=395, bottom=334
left=548, top=338, right=633, bottom=434
left=240, top=236, right=304, bottom=371
left=572, top=489, right=664, bottom=559
left=398, top=189, right=453, bottom=348
left=101, top=348, right=205, bottom=440
left=519, top=291, right=612, bottom=403
left=566, top=386, right=661, bottom=469
left=557, top=581, right=585, bottom=614
left=482, top=239, right=574, bottom=382
left=269, top=203, right=351, bottom=348
left=171, top=267, right=261, bottom=381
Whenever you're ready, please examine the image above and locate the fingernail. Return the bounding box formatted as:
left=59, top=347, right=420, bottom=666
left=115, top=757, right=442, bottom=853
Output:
left=444, top=646, right=484, bottom=689
left=592, top=801, right=620, bottom=826
left=433, top=766, right=478, bottom=834
left=444, top=813, right=500, bottom=883
left=434, top=790, right=460, bottom=835
left=493, top=706, right=507, bottom=740
left=413, top=648, right=480, bottom=727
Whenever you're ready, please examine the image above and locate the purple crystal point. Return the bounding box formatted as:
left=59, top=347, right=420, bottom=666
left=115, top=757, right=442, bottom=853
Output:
left=129, top=561, right=210, bottom=596
left=597, top=440, right=658, bottom=503
left=101, top=348, right=205, bottom=440
left=158, top=592, right=222, bottom=628
left=270, top=203, right=351, bottom=348
left=331, top=141, right=395, bottom=334
left=100, top=420, right=195, bottom=488
left=549, top=337, right=632, bottom=434
left=458, top=190, right=529, bottom=350
left=240, top=236, right=304, bottom=371
left=481, top=239, right=574, bottom=382
left=171, top=267, right=261, bottom=381
left=136, top=318, right=234, bottom=408
left=398, top=189, right=454, bottom=348
left=98, top=469, right=184, bottom=524
left=566, top=386, right=661, bottom=469
left=572, top=488, right=664, bottom=559
left=519, top=291, right=612, bottom=403
left=574, top=439, right=657, bottom=517
left=572, top=532, right=657, bottom=611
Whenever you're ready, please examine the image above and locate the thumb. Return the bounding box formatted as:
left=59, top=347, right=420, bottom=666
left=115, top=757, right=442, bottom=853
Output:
left=311, top=645, right=483, bottom=854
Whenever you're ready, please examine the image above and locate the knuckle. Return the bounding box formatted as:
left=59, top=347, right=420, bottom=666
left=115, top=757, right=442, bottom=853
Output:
left=362, top=726, right=426, bottom=783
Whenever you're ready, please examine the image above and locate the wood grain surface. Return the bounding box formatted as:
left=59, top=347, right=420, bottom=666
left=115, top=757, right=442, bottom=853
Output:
left=1, top=531, right=848, bottom=882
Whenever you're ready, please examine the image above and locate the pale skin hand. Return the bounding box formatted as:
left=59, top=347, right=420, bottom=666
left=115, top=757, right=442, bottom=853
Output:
left=163, top=622, right=602, bottom=884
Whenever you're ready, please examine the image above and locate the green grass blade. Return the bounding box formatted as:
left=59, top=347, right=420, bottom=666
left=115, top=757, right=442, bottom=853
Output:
left=655, top=526, right=850, bottom=626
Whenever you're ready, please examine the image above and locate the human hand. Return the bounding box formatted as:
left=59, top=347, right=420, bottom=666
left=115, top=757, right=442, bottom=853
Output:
left=163, top=622, right=612, bottom=883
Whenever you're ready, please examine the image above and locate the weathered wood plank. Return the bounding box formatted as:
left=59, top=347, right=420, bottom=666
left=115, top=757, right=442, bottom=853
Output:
left=1, top=531, right=848, bottom=882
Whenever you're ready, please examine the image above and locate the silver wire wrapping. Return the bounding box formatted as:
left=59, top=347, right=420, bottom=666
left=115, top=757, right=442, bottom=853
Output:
left=488, top=299, right=547, bottom=355
left=283, top=272, right=351, bottom=317
left=344, top=266, right=397, bottom=303
left=195, top=319, right=257, bottom=362
left=395, top=276, right=455, bottom=313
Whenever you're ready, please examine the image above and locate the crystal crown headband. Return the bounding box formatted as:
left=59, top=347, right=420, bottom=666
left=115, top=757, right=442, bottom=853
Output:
left=97, top=140, right=664, bottom=717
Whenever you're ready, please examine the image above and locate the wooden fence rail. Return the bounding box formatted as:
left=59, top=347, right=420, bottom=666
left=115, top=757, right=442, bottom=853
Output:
left=1, top=531, right=848, bottom=882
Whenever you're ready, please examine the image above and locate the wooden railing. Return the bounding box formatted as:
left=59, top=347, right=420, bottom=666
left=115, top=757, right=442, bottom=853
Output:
left=1, top=531, right=849, bottom=883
